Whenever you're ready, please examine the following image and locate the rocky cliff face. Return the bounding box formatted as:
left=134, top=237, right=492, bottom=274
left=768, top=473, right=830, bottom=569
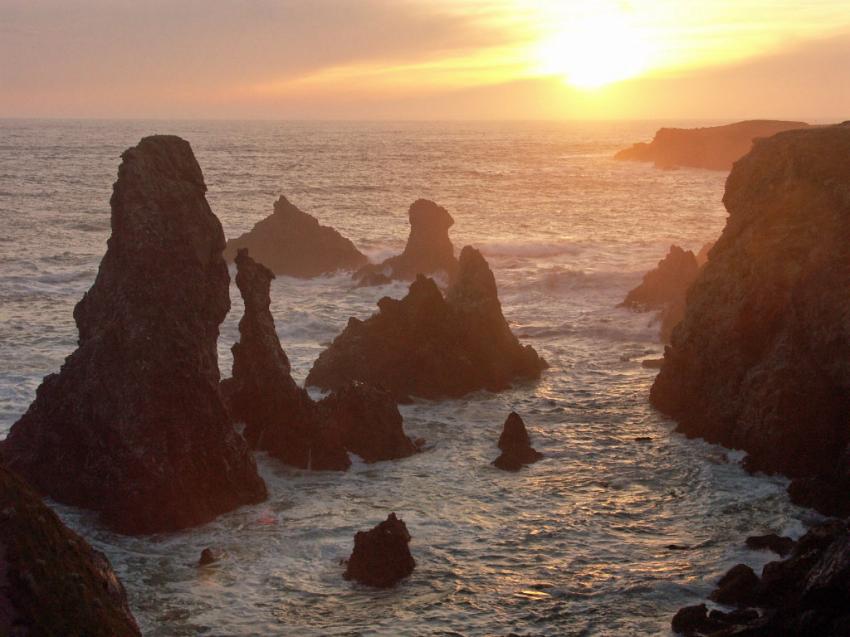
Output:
left=2, top=135, right=267, bottom=534
left=0, top=464, right=141, bottom=636
left=650, top=124, right=850, bottom=515
left=354, top=199, right=458, bottom=284
left=308, top=246, right=546, bottom=400
left=615, top=120, right=809, bottom=171
left=224, top=195, right=367, bottom=277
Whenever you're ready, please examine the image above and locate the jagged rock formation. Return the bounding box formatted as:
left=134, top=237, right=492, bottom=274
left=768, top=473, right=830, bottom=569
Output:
left=343, top=513, right=415, bottom=588
left=308, top=246, right=547, bottom=400
left=650, top=124, right=850, bottom=516
left=493, top=412, right=543, bottom=471
left=224, top=195, right=367, bottom=277
left=0, top=464, right=141, bottom=636
left=615, top=120, right=809, bottom=171
left=354, top=199, right=458, bottom=284
left=1, top=135, right=267, bottom=534
left=222, top=250, right=418, bottom=469
left=621, top=245, right=701, bottom=344
left=671, top=521, right=850, bottom=636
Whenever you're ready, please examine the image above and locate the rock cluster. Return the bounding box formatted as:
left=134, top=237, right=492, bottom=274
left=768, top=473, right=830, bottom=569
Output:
left=343, top=513, right=415, bottom=588
left=493, top=412, right=543, bottom=471
left=650, top=124, right=850, bottom=516
left=354, top=199, right=458, bottom=284
left=0, top=464, right=141, bottom=636
left=224, top=195, right=367, bottom=277
left=308, top=246, right=547, bottom=400
left=615, top=120, right=809, bottom=170
left=671, top=521, right=850, bottom=636
left=621, top=245, right=700, bottom=343
left=222, top=250, right=418, bottom=469
left=2, top=135, right=267, bottom=534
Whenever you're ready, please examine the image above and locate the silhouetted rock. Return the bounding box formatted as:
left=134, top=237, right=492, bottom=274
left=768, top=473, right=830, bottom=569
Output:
left=1, top=135, right=266, bottom=534
left=221, top=249, right=350, bottom=471
left=224, top=195, right=367, bottom=277
left=672, top=521, right=850, bottom=636
left=746, top=534, right=795, bottom=557
left=343, top=513, right=415, bottom=588
left=354, top=199, right=458, bottom=284
left=198, top=548, right=220, bottom=566
left=621, top=245, right=700, bottom=344
left=615, top=120, right=809, bottom=170
left=493, top=412, right=543, bottom=471
left=308, top=246, right=546, bottom=399
left=651, top=124, right=850, bottom=516
left=318, top=382, right=418, bottom=463
left=0, top=464, right=141, bottom=636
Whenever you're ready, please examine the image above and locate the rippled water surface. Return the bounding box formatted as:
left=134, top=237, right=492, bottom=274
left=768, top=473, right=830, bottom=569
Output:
left=0, top=120, right=812, bottom=636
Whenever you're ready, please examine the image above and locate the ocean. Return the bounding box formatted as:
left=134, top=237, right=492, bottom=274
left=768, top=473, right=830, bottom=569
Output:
left=0, top=120, right=811, bottom=636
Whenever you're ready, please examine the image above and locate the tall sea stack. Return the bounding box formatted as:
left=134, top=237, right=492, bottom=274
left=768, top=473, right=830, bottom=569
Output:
left=650, top=124, right=850, bottom=515
left=2, top=135, right=267, bottom=534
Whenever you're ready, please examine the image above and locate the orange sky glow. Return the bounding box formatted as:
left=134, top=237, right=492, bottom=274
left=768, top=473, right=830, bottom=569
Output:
left=1, top=0, right=849, bottom=119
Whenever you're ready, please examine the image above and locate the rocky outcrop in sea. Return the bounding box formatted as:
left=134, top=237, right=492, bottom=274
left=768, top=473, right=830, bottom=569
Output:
left=493, top=412, right=543, bottom=471
left=308, top=246, right=547, bottom=400
left=224, top=195, right=367, bottom=277
left=343, top=513, right=415, bottom=588
left=0, top=464, right=141, bottom=636
left=1, top=135, right=267, bottom=534
left=650, top=123, right=850, bottom=516
left=615, top=120, right=809, bottom=171
left=354, top=199, right=458, bottom=284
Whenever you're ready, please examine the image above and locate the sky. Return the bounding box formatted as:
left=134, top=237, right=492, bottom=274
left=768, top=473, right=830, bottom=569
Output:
left=1, top=0, right=849, bottom=120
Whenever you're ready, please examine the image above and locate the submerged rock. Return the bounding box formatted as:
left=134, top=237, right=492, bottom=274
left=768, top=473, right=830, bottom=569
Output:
left=224, top=195, right=367, bottom=277
left=2, top=135, right=267, bottom=534
left=0, top=464, right=141, bottom=636
left=615, top=119, right=809, bottom=171
left=343, top=513, right=415, bottom=588
left=354, top=199, right=458, bottom=284
left=650, top=124, right=850, bottom=515
left=746, top=534, right=795, bottom=557
left=198, top=548, right=220, bottom=566
left=308, top=246, right=546, bottom=400
left=493, top=412, right=543, bottom=471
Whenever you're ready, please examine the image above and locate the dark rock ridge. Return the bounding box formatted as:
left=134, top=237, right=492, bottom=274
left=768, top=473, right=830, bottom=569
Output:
left=621, top=245, right=701, bottom=344
left=221, top=250, right=418, bottom=469
left=493, top=412, right=543, bottom=471
left=308, top=246, right=547, bottom=400
left=343, top=513, right=415, bottom=588
left=354, top=199, right=458, bottom=284
left=671, top=521, right=850, bottom=636
left=615, top=120, right=809, bottom=171
left=650, top=124, right=850, bottom=516
left=0, top=464, right=141, bottom=636
left=224, top=195, right=367, bottom=278
left=1, top=135, right=267, bottom=534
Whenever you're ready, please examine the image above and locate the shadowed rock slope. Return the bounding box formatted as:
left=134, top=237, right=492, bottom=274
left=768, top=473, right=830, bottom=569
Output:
left=354, top=199, right=458, bottom=284
left=2, top=135, right=267, bottom=534
left=309, top=246, right=546, bottom=400
left=650, top=123, right=850, bottom=516
left=615, top=120, right=809, bottom=171
left=224, top=195, right=367, bottom=277
left=0, top=465, right=141, bottom=636
left=222, top=249, right=418, bottom=469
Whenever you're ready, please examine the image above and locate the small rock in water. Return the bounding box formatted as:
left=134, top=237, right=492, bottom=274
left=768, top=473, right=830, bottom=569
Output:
left=745, top=533, right=795, bottom=557
left=493, top=412, right=544, bottom=471
left=343, top=513, right=415, bottom=588
left=641, top=358, right=664, bottom=369
left=198, top=548, right=219, bottom=566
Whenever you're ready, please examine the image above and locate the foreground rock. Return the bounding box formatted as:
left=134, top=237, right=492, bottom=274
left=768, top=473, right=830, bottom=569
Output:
left=224, top=195, right=367, bottom=277
left=309, top=246, right=547, bottom=399
left=354, top=199, right=458, bottom=284
left=672, top=521, right=850, bottom=636
left=615, top=120, right=809, bottom=170
left=2, top=135, right=266, bottom=534
left=343, top=513, right=415, bottom=588
left=493, top=412, right=543, bottom=471
left=651, top=124, right=850, bottom=515
left=222, top=250, right=418, bottom=469
left=0, top=464, right=141, bottom=636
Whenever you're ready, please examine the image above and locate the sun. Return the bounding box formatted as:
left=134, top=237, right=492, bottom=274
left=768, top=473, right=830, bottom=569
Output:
left=534, top=7, right=652, bottom=90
